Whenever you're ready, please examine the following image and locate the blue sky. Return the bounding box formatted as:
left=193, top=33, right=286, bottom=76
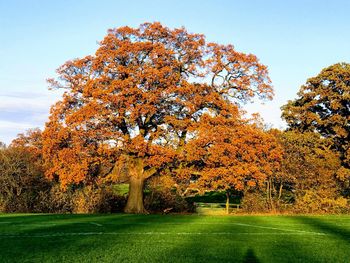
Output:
left=0, top=0, right=349, bottom=144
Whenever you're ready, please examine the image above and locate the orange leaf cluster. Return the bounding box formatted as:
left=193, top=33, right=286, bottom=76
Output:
left=42, top=22, right=273, bottom=189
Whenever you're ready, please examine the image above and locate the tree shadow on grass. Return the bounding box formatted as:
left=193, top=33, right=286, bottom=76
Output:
left=151, top=216, right=257, bottom=262
left=0, top=214, right=144, bottom=262
left=3, top=214, right=349, bottom=262
left=0, top=213, right=201, bottom=263
left=269, top=215, right=350, bottom=263
left=155, top=215, right=332, bottom=263
left=294, top=216, right=350, bottom=243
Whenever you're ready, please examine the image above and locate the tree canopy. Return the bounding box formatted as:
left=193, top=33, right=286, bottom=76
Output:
left=42, top=22, right=274, bottom=213
left=184, top=118, right=282, bottom=192
left=282, top=63, right=350, bottom=168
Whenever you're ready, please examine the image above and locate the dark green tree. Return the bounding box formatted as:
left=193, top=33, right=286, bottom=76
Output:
left=282, top=63, right=350, bottom=166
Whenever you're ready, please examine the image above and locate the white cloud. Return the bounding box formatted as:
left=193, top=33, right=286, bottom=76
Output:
left=0, top=120, right=40, bottom=145
left=0, top=92, right=61, bottom=144
left=0, top=120, right=37, bottom=131
left=0, top=95, right=55, bottom=112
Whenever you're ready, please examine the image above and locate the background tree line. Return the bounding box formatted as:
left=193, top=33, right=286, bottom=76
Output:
left=0, top=23, right=349, bottom=214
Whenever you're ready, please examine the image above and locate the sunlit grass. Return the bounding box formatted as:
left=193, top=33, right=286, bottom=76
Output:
left=0, top=214, right=349, bottom=262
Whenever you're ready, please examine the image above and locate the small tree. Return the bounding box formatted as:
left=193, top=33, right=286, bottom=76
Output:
left=0, top=130, right=49, bottom=212
left=182, top=118, right=282, bottom=213
left=275, top=131, right=345, bottom=212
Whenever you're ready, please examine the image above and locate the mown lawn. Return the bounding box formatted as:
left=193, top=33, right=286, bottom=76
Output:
left=0, top=214, right=349, bottom=262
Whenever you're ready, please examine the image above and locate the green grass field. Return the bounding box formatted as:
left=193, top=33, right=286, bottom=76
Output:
left=0, top=214, right=350, bottom=262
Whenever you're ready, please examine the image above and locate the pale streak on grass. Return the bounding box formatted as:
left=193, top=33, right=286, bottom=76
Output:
left=0, top=220, right=325, bottom=235
left=90, top=222, right=103, bottom=227
left=16, top=223, right=57, bottom=227
left=0, top=231, right=328, bottom=238
left=233, top=222, right=326, bottom=235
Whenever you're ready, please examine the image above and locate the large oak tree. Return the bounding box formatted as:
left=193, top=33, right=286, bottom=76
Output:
left=43, top=22, right=273, bottom=213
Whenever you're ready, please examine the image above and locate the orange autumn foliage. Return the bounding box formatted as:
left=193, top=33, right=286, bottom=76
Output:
left=179, top=116, right=282, bottom=193
left=42, top=22, right=274, bottom=213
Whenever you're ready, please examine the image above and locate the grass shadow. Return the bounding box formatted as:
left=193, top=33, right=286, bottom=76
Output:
left=242, top=248, right=260, bottom=263
left=156, top=215, right=343, bottom=262
left=0, top=214, right=147, bottom=262
left=293, top=215, right=350, bottom=243
left=0, top=213, right=201, bottom=262
left=1, top=214, right=350, bottom=262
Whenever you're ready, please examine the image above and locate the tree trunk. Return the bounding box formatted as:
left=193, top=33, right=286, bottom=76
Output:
left=266, top=180, right=270, bottom=209
left=269, top=178, right=275, bottom=211
left=278, top=183, right=283, bottom=200
left=119, top=155, right=157, bottom=214
left=124, top=176, right=148, bottom=214
left=226, top=192, right=230, bottom=214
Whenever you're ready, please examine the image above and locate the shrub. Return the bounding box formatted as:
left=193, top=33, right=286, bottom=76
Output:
left=44, top=185, right=74, bottom=213
left=72, top=185, right=123, bottom=213
left=293, top=190, right=350, bottom=214
left=240, top=191, right=269, bottom=213
left=144, top=176, right=192, bottom=213
left=0, top=146, right=51, bottom=212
